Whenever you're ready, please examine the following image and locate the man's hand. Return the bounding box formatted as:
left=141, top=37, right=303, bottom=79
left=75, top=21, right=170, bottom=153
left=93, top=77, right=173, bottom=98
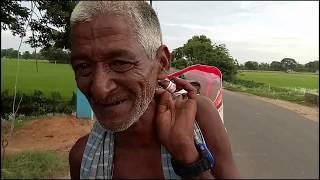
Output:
left=155, top=78, right=200, bottom=164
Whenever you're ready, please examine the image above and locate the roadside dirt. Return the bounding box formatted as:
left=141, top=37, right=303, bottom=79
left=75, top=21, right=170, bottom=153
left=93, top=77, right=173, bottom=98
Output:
left=1, top=116, right=95, bottom=178
left=2, top=116, right=94, bottom=155
left=258, top=97, right=318, bottom=122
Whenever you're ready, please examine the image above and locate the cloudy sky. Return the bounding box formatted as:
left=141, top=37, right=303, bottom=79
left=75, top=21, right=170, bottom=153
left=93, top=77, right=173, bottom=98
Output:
left=1, top=1, right=319, bottom=64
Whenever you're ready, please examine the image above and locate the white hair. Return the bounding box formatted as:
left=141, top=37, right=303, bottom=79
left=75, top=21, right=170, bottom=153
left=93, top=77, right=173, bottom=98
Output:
left=70, top=1, right=162, bottom=60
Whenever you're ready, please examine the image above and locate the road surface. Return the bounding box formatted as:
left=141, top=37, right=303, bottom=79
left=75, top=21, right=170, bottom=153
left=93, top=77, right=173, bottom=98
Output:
left=223, top=90, right=319, bottom=178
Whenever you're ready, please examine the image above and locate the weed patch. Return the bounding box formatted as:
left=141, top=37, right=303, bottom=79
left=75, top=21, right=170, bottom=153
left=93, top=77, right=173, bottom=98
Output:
left=1, top=151, right=67, bottom=179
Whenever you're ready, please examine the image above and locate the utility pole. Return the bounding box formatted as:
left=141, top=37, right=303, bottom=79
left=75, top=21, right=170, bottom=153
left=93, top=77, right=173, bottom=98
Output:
left=150, top=0, right=152, bottom=7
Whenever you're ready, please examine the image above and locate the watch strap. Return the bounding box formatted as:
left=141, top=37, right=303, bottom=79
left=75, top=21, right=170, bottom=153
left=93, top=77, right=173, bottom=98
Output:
left=171, top=143, right=215, bottom=178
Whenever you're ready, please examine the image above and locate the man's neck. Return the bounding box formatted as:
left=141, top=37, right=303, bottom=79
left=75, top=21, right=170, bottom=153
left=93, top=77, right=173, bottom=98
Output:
left=114, top=99, right=159, bottom=149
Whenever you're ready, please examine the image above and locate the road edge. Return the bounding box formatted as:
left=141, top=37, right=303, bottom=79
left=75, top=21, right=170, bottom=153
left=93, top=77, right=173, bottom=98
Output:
left=223, top=89, right=319, bottom=123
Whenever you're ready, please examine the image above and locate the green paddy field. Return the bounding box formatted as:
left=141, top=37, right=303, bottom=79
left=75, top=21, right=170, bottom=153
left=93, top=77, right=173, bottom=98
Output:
left=1, top=58, right=76, bottom=100
left=237, top=70, right=318, bottom=90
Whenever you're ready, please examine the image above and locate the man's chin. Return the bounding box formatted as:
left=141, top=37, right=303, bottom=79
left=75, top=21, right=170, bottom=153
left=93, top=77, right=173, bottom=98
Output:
left=94, top=94, right=154, bottom=132
left=97, top=116, right=138, bottom=132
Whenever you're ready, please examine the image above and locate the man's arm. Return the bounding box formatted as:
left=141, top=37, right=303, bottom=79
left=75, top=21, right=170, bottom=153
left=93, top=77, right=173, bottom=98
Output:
left=69, top=134, right=89, bottom=179
left=195, top=95, right=240, bottom=179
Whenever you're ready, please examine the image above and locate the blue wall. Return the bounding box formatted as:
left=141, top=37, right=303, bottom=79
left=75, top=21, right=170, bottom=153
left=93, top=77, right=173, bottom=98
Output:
left=76, top=88, right=93, bottom=119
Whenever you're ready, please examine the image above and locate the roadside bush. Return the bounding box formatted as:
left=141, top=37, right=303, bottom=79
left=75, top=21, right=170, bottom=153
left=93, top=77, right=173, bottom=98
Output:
left=70, top=91, right=76, bottom=105
left=1, top=90, right=75, bottom=119
left=223, top=81, right=306, bottom=105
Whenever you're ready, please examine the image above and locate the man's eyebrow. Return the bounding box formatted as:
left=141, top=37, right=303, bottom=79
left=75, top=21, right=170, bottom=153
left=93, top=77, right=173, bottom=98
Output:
left=104, top=49, right=136, bottom=59
left=71, top=54, right=89, bottom=64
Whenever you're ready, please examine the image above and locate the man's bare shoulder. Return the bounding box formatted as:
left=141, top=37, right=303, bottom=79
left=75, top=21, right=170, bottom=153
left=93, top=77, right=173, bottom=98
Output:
left=70, top=134, right=89, bottom=160
left=196, top=94, right=213, bottom=104
left=69, top=134, right=90, bottom=179
left=195, top=95, right=220, bottom=114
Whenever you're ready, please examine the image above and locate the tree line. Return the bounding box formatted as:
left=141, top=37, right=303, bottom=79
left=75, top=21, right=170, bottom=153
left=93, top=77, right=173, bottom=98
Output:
left=240, top=59, right=319, bottom=73
left=1, top=47, right=71, bottom=64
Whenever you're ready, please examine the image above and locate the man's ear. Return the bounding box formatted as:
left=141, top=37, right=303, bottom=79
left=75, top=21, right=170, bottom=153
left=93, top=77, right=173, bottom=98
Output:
left=155, top=45, right=171, bottom=80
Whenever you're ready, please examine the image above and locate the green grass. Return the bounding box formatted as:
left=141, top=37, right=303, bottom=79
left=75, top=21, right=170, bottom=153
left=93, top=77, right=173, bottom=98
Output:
left=1, top=151, right=68, bottom=179
left=237, top=70, right=319, bottom=90
left=223, top=81, right=306, bottom=104
left=224, top=70, right=319, bottom=106
left=1, top=58, right=76, bottom=100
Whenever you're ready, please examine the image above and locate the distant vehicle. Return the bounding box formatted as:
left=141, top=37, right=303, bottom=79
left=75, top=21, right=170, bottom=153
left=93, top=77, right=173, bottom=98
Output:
left=168, top=64, right=224, bottom=123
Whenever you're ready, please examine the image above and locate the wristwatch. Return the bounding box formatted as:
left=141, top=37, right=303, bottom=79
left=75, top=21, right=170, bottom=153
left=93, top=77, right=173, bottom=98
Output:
left=171, top=143, right=215, bottom=178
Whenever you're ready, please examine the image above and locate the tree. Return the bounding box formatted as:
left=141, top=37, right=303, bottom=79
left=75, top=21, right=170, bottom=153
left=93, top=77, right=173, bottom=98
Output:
left=294, top=64, right=306, bottom=72
left=40, top=47, right=70, bottom=63
left=207, top=55, right=237, bottom=81
left=5, top=48, right=21, bottom=59
left=22, top=51, right=32, bottom=59
left=1, top=49, right=8, bottom=58
left=171, top=47, right=184, bottom=60
left=1, top=1, right=77, bottom=50
left=270, top=61, right=282, bottom=71
left=182, top=35, right=214, bottom=65
left=1, top=0, right=29, bottom=37
left=305, top=60, right=319, bottom=72
left=238, top=64, right=245, bottom=70
left=171, top=58, right=188, bottom=70
left=171, top=35, right=238, bottom=81
left=244, top=61, right=258, bottom=70
left=27, top=1, right=77, bottom=50
left=281, top=58, right=297, bottom=71
left=234, top=59, right=240, bottom=67
left=31, top=51, right=43, bottom=60
left=258, top=62, right=269, bottom=71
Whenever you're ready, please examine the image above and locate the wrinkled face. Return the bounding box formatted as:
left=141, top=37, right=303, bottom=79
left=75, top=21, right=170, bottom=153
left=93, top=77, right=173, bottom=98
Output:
left=71, top=15, right=159, bottom=132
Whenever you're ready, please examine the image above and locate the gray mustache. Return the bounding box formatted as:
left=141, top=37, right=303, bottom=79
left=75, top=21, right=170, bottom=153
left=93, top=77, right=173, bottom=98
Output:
left=90, top=96, right=128, bottom=105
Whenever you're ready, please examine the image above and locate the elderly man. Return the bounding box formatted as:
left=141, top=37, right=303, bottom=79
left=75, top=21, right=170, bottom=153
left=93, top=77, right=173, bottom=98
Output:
left=69, top=1, right=239, bottom=179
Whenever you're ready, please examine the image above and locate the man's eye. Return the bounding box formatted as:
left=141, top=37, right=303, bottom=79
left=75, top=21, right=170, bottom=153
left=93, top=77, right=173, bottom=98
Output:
left=74, top=63, right=92, bottom=76
left=110, top=60, right=134, bottom=72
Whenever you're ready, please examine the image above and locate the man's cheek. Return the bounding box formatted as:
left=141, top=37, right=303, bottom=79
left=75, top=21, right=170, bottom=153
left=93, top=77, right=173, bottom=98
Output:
left=76, top=75, right=93, bottom=89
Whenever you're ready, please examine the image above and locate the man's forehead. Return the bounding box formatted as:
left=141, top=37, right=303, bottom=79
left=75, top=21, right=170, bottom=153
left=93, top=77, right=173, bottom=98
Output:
left=72, top=15, right=132, bottom=39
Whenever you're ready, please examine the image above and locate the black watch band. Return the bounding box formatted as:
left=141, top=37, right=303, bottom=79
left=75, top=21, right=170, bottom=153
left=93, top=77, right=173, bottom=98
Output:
left=171, top=143, right=215, bottom=178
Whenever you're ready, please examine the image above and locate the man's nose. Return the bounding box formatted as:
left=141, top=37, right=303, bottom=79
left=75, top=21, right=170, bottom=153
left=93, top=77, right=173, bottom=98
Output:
left=90, top=68, right=117, bottom=101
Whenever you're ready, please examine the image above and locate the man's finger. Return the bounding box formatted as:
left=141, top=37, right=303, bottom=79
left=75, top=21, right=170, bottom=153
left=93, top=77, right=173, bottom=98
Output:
left=174, top=77, right=196, bottom=92
left=155, top=87, right=166, bottom=96
left=157, top=89, right=174, bottom=113
left=174, top=94, right=183, bottom=107
left=171, top=77, right=197, bottom=99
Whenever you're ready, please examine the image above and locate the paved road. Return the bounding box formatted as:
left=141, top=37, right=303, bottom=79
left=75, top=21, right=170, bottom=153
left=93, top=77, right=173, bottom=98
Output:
left=223, top=90, right=319, bottom=179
